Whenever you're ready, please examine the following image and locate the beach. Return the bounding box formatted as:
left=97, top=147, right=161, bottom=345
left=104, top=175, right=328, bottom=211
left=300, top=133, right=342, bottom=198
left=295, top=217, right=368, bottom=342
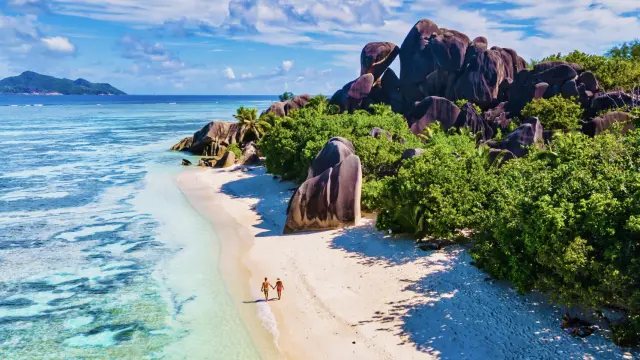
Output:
left=178, top=166, right=638, bottom=360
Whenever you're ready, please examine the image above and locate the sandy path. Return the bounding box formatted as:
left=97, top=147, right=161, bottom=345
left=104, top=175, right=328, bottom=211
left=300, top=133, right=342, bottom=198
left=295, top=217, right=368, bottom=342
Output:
left=178, top=166, right=638, bottom=360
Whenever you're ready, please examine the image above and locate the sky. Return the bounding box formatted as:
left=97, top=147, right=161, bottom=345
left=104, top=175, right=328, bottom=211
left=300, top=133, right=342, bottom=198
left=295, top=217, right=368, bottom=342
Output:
left=0, top=0, right=639, bottom=95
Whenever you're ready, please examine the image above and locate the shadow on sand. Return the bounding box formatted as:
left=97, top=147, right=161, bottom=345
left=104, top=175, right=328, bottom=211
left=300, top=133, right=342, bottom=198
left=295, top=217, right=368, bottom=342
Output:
left=219, top=167, right=638, bottom=360
left=220, top=169, right=294, bottom=238
left=242, top=298, right=278, bottom=304
left=329, top=226, right=636, bottom=359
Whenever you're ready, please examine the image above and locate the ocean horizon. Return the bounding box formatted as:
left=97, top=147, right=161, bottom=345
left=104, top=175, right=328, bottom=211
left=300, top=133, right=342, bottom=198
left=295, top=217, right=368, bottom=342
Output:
left=0, top=94, right=280, bottom=107
left=0, top=96, right=276, bottom=358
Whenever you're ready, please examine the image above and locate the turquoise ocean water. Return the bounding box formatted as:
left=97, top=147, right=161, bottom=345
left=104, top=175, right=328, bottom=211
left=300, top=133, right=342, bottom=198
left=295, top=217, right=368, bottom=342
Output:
left=0, top=95, right=276, bottom=359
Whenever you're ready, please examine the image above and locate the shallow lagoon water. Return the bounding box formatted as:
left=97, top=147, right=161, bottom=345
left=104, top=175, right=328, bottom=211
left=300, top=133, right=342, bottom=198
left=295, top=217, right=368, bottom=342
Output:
left=0, top=96, right=275, bottom=359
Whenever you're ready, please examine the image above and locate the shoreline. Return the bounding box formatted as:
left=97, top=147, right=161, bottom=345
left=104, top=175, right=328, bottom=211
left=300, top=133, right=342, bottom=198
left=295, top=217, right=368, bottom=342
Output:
left=177, top=165, right=638, bottom=360
left=176, top=167, right=283, bottom=360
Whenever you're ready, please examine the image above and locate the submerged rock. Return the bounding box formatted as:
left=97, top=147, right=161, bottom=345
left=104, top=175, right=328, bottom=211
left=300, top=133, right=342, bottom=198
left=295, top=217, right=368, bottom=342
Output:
left=181, top=159, right=192, bottom=166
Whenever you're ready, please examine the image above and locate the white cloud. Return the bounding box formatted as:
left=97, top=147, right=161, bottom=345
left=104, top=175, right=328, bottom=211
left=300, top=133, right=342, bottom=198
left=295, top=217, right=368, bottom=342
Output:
left=223, top=66, right=235, bottom=79
left=281, top=60, right=293, bottom=72
left=40, top=36, right=76, bottom=53
left=118, top=35, right=185, bottom=73
left=5, top=0, right=640, bottom=95
left=29, top=0, right=640, bottom=64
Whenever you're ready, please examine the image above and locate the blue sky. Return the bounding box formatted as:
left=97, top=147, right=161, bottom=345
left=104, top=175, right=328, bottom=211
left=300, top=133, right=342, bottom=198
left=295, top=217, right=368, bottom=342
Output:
left=0, top=0, right=639, bottom=95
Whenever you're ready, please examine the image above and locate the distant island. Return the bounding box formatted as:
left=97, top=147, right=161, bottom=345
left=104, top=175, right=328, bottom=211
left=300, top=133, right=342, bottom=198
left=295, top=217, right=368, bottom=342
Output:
left=0, top=71, right=126, bottom=95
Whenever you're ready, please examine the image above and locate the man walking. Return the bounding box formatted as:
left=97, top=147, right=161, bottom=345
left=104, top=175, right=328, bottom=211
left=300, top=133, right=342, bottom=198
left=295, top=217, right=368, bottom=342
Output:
left=261, top=277, right=273, bottom=302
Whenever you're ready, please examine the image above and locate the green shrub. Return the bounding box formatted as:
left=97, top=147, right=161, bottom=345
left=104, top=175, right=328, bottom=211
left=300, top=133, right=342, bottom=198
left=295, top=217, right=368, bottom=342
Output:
left=521, top=95, right=583, bottom=130
left=361, top=179, right=387, bottom=212
left=472, top=130, right=640, bottom=329
left=278, top=92, right=294, bottom=102
left=226, top=143, right=242, bottom=158
left=374, top=128, right=491, bottom=239
left=259, top=104, right=421, bottom=184
left=611, top=316, right=640, bottom=347
left=607, top=40, right=640, bottom=61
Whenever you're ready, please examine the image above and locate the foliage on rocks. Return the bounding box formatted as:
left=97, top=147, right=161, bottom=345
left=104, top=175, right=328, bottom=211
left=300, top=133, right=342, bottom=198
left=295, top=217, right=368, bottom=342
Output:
left=226, top=143, right=242, bottom=159
left=374, top=126, right=491, bottom=239
left=521, top=95, right=584, bottom=130
left=278, top=92, right=295, bottom=102
left=259, top=103, right=422, bottom=185
left=534, top=50, right=640, bottom=91
left=471, top=130, right=640, bottom=340
left=454, top=99, right=483, bottom=115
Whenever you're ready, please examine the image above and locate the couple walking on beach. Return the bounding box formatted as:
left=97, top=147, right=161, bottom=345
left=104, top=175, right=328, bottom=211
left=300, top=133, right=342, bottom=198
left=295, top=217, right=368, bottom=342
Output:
left=261, top=277, right=284, bottom=302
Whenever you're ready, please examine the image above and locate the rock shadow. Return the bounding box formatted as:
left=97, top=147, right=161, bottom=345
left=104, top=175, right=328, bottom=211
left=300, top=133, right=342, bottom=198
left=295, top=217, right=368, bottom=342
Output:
left=219, top=167, right=295, bottom=237
left=357, top=247, right=637, bottom=359
left=329, top=223, right=428, bottom=267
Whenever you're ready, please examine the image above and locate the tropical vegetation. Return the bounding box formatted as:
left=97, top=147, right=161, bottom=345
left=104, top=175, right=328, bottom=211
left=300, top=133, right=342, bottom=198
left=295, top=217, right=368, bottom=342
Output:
left=521, top=95, right=584, bottom=130
left=532, top=47, right=640, bottom=92
left=238, top=43, right=640, bottom=346
left=278, top=92, right=295, bottom=102
left=233, top=106, right=271, bottom=142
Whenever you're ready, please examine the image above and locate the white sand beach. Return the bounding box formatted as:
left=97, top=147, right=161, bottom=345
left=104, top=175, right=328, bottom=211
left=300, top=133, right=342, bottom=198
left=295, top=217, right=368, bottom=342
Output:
left=178, top=166, right=637, bottom=360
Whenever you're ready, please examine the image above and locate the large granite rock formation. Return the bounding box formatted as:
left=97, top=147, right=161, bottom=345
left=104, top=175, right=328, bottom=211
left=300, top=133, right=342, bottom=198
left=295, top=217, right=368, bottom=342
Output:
left=217, top=150, right=236, bottom=168
left=171, top=137, right=193, bottom=151
left=455, top=102, right=494, bottom=141
left=240, top=141, right=260, bottom=165
left=324, top=17, right=638, bottom=135
left=361, top=42, right=400, bottom=81
left=262, top=94, right=312, bottom=117
left=307, top=137, right=355, bottom=179
left=284, top=144, right=362, bottom=234
left=406, top=96, right=461, bottom=135
left=329, top=74, right=375, bottom=113
left=191, top=121, right=243, bottom=156
left=582, top=111, right=634, bottom=137
left=170, top=121, right=243, bottom=156
left=585, top=91, right=636, bottom=119
left=486, top=117, right=544, bottom=158
left=399, top=19, right=440, bottom=104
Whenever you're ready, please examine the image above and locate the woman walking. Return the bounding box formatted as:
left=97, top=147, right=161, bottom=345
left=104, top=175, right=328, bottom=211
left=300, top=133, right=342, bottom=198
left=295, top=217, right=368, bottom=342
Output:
left=275, top=278, right=284, bottom=300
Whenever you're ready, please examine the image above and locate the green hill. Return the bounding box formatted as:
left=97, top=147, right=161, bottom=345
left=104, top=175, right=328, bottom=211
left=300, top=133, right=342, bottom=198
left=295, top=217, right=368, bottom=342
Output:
left=0, top=71, right=126, bottom=95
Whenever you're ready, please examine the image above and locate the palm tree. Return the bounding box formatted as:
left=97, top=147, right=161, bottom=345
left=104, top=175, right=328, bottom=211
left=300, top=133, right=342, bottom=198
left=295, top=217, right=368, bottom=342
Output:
left=233, top=106, right=271, bottom=141
left=278, top=92, right=294, bottom=102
